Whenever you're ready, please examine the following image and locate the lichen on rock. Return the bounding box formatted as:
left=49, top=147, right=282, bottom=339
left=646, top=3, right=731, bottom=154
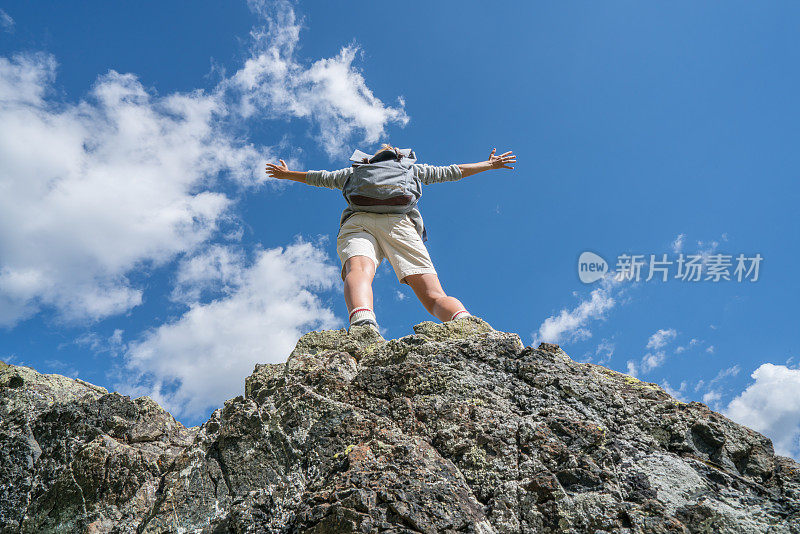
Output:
left=1, top=316, right=798, bottom=533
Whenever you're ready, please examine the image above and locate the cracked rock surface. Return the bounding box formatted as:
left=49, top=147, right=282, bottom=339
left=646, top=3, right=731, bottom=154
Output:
left=1, top=316, right=799, bottom=533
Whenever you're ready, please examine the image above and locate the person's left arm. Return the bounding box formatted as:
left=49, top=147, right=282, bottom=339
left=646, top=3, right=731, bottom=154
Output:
left=457, top=148, right=516, bottom=178
left=414, top=148, right=516, bottom=184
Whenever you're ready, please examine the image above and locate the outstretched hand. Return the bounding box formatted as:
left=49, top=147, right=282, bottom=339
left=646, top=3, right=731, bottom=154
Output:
left=488, top=148, right=516, bottom=170
left=265, top=160, right=290, bottom=179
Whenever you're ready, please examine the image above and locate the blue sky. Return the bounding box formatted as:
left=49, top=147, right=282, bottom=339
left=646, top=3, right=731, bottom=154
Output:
left=1, top=1, right=798, bottom=458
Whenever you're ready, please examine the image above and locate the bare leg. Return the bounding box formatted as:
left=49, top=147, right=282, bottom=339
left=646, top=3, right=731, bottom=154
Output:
left=403, top=273, right=468, bottom=322
left=343, top=256, right=377, bottom=314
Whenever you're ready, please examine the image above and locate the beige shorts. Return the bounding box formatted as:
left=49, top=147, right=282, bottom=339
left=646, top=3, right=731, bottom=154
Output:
left=336, top=212, right=437, bottom=285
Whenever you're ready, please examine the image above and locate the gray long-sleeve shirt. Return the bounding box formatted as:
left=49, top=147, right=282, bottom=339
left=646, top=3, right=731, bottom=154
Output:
left=305, top=163, right=463, bottom=242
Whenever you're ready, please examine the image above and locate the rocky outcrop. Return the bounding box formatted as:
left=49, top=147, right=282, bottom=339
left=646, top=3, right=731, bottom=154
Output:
left=0, top=360, right=196, bottom=533
left=1, top=317, right=798, bottom=533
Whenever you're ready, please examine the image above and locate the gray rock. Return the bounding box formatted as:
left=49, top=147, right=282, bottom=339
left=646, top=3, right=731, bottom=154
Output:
left=1, top=317, right=798, bottom=533
left=0, top=360, right=196, bottom=533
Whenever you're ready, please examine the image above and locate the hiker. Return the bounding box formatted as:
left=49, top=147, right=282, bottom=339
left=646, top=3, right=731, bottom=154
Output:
left=266, top=145, right=516, bottom=333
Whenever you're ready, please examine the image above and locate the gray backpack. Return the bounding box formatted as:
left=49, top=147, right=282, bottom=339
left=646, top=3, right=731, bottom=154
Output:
left=342, top=148, right=422, bottom=215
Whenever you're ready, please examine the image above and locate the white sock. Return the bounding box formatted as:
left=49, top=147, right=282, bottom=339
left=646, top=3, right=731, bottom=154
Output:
left=349, top=307, right=377, bottom=326
left=450, top=309, right=471, bottom=321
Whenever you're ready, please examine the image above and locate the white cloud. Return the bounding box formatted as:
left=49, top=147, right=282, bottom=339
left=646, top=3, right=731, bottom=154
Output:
left=702, top=389, right=722, bottom=407
left=594, top=338, right=615, bottom=364
left=706, top=345, right=715, bottom=354
left=222, top=1, right=408, bottom=156
left=661, top=380, right=688, bottom=401
left=170, top=244, right=247, bottom=304
left=696, top=238, right=721, bottom=268
left=0, top=53, right=267, bottom=326
left=685, top=365, right=741, bottom=410
left=641, top=351, right=668, bottom=373
left=627, top=328, right=678, bottom=376
left=73, top=328, right=126, bottom=356
left=725, top=364, right=800, bottom=459
left=713, top=364, right=740, bottom=382
left=533, top=278, right=619, bottom=345
left=646, top=328, right=677, bottom=350
left=671, top=233, right=686, bottom=253
left=670, top=234, right=732, bottom=278
left=114, top=240, right=341, bottom=421
left=0, top=2, right=406, bottom=328
left=706, top=364, right=740, bottom=395
left=0, top=9, right=13, bottom=32
left=109, top=328, right=123, bottom=345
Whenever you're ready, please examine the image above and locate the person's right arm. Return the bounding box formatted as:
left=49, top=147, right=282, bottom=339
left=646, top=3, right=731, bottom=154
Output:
left=266, top=160, right=351, bottom=189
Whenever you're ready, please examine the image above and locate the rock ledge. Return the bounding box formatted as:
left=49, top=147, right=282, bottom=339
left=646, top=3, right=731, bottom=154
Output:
left=1, top=317, right=798, bottom=533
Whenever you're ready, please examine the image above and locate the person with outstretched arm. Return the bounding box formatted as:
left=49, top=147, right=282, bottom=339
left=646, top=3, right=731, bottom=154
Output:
left=266, top=145, right=516, bottom=334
